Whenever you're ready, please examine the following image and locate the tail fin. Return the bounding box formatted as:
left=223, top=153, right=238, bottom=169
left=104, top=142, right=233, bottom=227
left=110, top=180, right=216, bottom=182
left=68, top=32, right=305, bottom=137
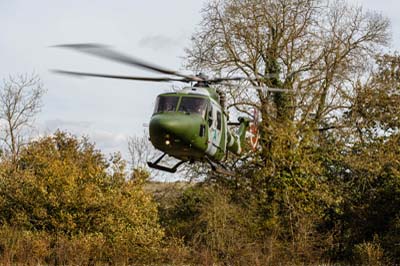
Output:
left=226, top=108, right=260, bottom=155
left=227, top=117, right=250, bottom=155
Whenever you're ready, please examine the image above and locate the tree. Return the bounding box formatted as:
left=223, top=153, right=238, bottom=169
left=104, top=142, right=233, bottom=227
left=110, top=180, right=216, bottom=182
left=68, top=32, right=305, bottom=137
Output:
left=0, top=131, right=164, bottom=263
left=184, top=1, right=395, bottom=263
left=186, top=0, right=390, bottom=152
left=329, top=53, right=400, bottom=263
left=349, top=54, right=400, bottom=142
left=0, top=74, right=45, bottom=162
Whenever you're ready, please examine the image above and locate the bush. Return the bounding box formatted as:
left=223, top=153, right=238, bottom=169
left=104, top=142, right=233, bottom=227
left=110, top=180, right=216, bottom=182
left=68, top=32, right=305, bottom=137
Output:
left=0, top=131, right=164, bottom=264
left=353, top=240, right=385, bottom=266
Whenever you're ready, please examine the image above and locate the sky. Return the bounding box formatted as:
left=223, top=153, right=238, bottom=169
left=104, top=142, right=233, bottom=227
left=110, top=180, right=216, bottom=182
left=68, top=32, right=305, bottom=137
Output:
left=0, top=0, right=399, bottom=165
left=0, top=0, right=205, bottom=158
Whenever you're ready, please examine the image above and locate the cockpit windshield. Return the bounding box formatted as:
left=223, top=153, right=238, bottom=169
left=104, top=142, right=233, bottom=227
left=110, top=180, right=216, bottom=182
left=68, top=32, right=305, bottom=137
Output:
left=154, top=96, right=179, bottom=113
left=178, top=97, right=208, bottom=116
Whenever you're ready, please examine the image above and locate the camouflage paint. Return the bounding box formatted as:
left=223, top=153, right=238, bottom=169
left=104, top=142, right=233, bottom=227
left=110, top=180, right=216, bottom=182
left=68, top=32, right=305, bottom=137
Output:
left=149, top=86, right=250, bottom=163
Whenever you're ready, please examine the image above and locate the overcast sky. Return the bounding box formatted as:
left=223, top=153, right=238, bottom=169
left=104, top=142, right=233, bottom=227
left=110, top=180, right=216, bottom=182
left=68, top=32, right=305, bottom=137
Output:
left=0, top=0, right=399, bottom=161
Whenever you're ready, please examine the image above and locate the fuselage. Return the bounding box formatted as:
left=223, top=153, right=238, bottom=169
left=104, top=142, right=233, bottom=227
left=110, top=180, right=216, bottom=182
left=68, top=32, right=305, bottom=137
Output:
left=149, top=86, right=230, bottom=162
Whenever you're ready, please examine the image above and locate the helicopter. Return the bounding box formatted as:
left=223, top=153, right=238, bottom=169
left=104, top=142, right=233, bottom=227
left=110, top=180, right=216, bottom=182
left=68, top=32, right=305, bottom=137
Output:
left=52, top=44, right=265, bottom=174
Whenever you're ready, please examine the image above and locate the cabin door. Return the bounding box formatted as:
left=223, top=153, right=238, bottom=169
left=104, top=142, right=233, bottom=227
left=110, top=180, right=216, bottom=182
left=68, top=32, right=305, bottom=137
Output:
left=206, top=103, right=223, bottom=157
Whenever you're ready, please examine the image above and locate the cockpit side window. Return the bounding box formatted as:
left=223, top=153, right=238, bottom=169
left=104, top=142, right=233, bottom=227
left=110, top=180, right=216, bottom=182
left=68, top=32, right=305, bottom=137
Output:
left=154, top=96, right=179, bottom=113
left=178, top=97, right=207, bottom=116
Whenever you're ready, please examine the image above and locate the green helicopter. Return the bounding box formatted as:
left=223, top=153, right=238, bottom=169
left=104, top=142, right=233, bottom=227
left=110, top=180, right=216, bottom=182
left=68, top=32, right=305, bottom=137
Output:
left=53, top=44, right=261, bottom=174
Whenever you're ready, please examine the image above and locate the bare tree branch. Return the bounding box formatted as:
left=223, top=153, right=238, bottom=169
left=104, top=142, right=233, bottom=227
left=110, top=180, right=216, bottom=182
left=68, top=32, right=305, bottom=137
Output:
left=185, top=0, right=390, bottom=156
left=0, top=74, right=45, bottom=162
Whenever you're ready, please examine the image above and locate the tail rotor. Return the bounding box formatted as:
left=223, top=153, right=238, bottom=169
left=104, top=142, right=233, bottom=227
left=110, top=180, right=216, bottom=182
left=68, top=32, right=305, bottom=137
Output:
left=249, top=108, right=260, bottom=151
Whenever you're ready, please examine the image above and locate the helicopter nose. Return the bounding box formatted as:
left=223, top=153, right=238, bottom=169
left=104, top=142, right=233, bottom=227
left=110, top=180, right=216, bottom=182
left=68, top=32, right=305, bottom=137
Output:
left=149, top=113, right=203, bottom=146
left=150, top=114, right=192, bottom=137
left=152, top=117, right=181, bottom=135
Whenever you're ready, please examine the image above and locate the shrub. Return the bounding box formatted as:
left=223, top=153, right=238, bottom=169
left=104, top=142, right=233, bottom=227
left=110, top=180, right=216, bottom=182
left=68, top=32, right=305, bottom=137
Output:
left=0, top=131, right=164, bottom=264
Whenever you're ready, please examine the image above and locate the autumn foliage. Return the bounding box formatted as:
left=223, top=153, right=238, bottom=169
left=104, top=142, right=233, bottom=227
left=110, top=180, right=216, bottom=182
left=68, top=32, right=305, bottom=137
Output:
left=1, top=0, right=400, bottom=265
left=0, top=132, right=164, bottom=265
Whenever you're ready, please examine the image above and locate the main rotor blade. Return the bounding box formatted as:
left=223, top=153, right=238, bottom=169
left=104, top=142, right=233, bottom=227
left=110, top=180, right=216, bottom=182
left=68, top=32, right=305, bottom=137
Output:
left=52, top=69, right=189, bottom=82
left=207, top=73, right=279, bottom=84
left=53, top=43, right=202, bottom=81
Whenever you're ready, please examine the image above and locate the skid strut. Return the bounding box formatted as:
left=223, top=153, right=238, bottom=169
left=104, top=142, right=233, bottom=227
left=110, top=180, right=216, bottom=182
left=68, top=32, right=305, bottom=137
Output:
left=147, top=153, right=186, bottom=173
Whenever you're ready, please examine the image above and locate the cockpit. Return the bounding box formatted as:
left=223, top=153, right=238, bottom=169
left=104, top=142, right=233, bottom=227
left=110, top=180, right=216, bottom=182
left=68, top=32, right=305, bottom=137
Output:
left=154, top=96, right=179, bottom=113
left=154, top=95, right=208, bottom=117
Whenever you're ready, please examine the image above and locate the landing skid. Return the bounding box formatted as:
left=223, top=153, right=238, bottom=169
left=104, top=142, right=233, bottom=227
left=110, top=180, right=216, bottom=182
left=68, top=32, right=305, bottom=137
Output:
left=205, top=157, right=235, bottom=176
left=147, top=153, right=186, bottom=173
